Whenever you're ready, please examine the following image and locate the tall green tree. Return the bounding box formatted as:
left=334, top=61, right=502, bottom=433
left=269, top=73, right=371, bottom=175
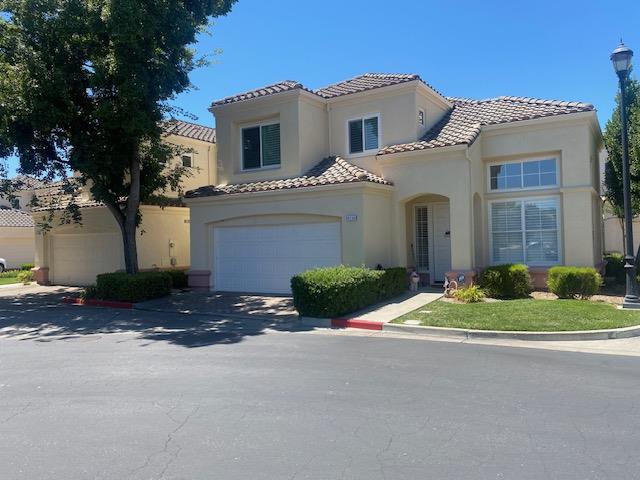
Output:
left=0, top=0, right=236, bottom=273
left=603, top=76, right=640, bottom=261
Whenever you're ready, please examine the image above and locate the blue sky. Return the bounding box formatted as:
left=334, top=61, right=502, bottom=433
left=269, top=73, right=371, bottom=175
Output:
left=5, top=0, right=640, bottom=176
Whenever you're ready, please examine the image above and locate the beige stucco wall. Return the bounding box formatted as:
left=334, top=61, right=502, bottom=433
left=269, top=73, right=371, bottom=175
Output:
left=164, top=134, right=217, bottom=193
left=379, top=149, right=474, bottom=271
left=34, top=205, right=190, bottom=285
left=186, top=184, right=393, bottom=287
left=480, top=114, right=602, bottom=268
left=0, top=226, right=35, bottom=268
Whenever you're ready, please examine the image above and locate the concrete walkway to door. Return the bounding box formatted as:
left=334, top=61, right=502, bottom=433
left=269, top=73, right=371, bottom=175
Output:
left=135, top=291, right=298, bottom=321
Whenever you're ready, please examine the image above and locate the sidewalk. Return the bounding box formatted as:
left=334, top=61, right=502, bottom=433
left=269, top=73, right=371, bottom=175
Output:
left=304, top=288, right=443, bottom=330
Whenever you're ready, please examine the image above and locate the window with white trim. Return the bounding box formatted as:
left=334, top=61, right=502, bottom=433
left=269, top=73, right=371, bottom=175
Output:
left=489, top=158, right=557, bottom=191
left=348, top=116, right=379, bottom=154
left=181, top=154, right=193, bottom=168
left=418, top=109, right=425, bottom=126
left=490, top=197, right=560, bottom=266
left=242, top=123, right=281, bottom=170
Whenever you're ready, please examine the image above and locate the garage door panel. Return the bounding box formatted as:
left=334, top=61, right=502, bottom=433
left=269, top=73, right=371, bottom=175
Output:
left=214, top=223, right=341, bottom=294
left=52, top=234, right=123, bottom=286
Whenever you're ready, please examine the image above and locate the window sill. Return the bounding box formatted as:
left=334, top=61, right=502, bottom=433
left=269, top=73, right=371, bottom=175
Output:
left=346, top=150, right=378, bottom=159
left=239, top=165, right=282, bottom=173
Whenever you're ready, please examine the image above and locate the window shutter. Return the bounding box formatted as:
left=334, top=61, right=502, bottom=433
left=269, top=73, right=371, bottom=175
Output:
left=349, top=119, right=363, bottom=154
left=364, top=117, right=379, bottom=150
left=261, top=124, right=281, bottom=166
left=242, top=126, right=261, bottom=169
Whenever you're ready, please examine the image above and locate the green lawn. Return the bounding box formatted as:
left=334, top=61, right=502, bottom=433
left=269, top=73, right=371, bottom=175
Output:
left=0, top=277, right=21, bottom=286
left=393, top=299, right=640, bottom=332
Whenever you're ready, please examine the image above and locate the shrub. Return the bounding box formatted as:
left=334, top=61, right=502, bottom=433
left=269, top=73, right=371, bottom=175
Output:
left=0, top=270, right=19, bottom=279
left=81, top=285, right=98, bottom=300
left=20, top=263, right=34, bottom=271
left=164, top=269, right=188, bottom=289
left=453, top=285, right=486, bottom=303
left=604, top=253, right=625, bottom=283
left=479, top=264, right=532, bottom=299
left=95, top=272, right=172, bottom=303
left=17, top=270, right=34, bottom=284
left=547, top=266, right=602, bottom=299
left=291, top=266, right=407, bottom=318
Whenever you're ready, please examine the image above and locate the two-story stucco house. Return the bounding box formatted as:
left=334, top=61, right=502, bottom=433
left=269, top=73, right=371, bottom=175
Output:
left=30, top=120, right=216, bottom=286
left=185, top=73, right=604, bottom=294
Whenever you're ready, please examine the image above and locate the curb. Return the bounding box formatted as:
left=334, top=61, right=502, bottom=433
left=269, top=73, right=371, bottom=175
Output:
left=383, top=322, right=640, bottom=341
left=62, top=297, right=135, bottom=310
left=300, top=316, right=384, bottom=331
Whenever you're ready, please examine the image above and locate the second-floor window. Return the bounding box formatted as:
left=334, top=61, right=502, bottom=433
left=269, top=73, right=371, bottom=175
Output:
left=489, top=158, right=557, bottom=192
left=242, top=123, right=281, bottom=170
left=348, top=115, right=379, bottom=155
left=181, top=154, right=193, bottom=168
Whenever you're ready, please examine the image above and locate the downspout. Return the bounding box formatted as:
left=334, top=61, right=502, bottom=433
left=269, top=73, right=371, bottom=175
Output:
left=464, top=146, right=476, bottom=270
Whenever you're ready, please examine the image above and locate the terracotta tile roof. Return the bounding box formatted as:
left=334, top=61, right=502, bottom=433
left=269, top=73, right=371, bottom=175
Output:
left=314, top=73, right=425, bottom=99
left=210, top=81, right=306, bottom=107
left=162, top=119, right=216, bottom=143
left=11, top=175, right=48, bottom=190
left=0, top=207, right=34, bottom=227
left=186, top=156, right=392, bottom=198
left=379, top=96, right=594, bottom=155
left=209, top=73, right=446, bottom=107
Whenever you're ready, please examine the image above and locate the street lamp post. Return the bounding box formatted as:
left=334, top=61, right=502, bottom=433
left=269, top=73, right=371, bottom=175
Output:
left=611, top=42, right=640, bottom=308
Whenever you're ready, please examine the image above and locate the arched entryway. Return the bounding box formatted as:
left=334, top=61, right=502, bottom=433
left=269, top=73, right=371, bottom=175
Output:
left=404, top=194, right=451, bottom=284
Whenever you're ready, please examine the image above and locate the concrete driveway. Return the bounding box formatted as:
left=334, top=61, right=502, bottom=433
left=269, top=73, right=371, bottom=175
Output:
left=136, top=290, right=298, bottom=320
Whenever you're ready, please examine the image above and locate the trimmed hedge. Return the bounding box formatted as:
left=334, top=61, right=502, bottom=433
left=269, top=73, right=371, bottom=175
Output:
left=20, top=263, right=34, bottom=271
left=604, top=253, right=625, bottom=283
left=478, top=264, right=532, bottom=299
left=291, top=266, right=407, bottom=318
left=164, top=269, right=188, bottom=289
left=95, top=272, right=172, bottom=303
left=547, top=266, right=602, bottom=299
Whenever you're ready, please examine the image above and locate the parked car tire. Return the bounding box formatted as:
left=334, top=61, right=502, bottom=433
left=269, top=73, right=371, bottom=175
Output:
left=0, top=263, right=4, bottom=273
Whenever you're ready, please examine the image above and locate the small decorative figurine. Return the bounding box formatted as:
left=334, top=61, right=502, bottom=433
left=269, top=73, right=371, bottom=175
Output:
left=409, top=270, right=421, bottom=292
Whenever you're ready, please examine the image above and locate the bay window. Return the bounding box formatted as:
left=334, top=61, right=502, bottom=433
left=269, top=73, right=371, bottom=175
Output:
left=490, top=197, right=560, bottom=266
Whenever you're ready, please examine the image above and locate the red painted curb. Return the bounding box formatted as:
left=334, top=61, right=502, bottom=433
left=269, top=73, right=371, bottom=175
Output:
left=62, top=297, right=134, bottom=310
left=331, top=318, right=384, bottom=331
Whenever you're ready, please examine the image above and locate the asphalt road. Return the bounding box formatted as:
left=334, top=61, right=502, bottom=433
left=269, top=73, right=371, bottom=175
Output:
left=1, top=291, right=640, bottom=479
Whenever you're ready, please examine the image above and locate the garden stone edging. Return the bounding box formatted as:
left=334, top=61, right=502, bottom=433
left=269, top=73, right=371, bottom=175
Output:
left=383, top=322, right=640, bottom=341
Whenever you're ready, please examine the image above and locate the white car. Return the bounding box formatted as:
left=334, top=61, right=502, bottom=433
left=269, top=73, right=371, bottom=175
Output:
left=0, top=258, right=5, bottom=273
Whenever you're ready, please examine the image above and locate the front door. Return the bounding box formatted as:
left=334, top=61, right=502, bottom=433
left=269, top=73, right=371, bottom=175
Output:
left=432, top=203, right=451, bottom=283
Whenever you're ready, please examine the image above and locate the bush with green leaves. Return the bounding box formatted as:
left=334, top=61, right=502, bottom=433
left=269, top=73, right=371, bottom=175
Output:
left=453, top=285, right=486, bottom=303
left=95, top=272, right=172, bottom=303
left=291, top=266, right=407, bottom=318
left=479, top=264, right=532, bottom=299
left=17, top=270, right=34, bottom=284
left=20, top=263, right=34, bottom=271
left=604, top=253, right=625, bottom=283
left=164, top=269, right=188, bottom=289
left=0, top=270, right=19, bottom=279
left=547, top=266, right=602, bottom=299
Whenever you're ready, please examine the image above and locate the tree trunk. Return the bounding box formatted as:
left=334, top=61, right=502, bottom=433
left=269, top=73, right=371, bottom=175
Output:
left=105, top=157, right=141, bottom=274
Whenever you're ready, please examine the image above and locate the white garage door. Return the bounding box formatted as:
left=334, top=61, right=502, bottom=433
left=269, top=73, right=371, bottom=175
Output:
left=52, top=233, right=123, bottom=286
left=214, top=223, right=342, bottom=294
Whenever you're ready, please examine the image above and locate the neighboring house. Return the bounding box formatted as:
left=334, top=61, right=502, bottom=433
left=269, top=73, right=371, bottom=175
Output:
left=185, top=73, right=603, bottom=294
left=0, top=206, right=36, bottom=270
left=29, top=120, right=216, bottom=286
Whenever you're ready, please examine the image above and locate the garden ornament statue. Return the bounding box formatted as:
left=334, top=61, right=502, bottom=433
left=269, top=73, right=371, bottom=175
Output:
left=409, top=270, right=421, bottom=292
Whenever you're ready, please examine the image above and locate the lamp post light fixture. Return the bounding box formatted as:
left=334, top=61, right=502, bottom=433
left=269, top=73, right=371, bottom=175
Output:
left=611, top=41, right=640, bottom=308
